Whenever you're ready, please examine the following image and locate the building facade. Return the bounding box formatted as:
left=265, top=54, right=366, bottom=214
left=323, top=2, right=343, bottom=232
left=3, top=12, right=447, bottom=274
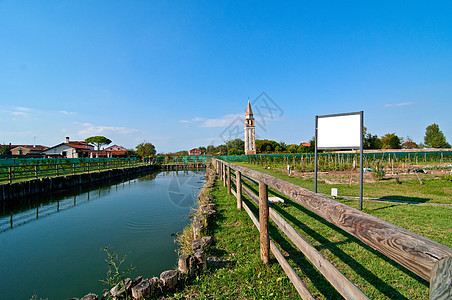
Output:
left=244, top=101, right=256, bottom=155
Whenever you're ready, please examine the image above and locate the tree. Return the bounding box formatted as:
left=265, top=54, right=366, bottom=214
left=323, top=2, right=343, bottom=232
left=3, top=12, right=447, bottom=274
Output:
left=402, top=137, right=418, bottom=149
left=226, top=139, right=245, bottom=153
left=135, top=142, right=156, bottom=157
left=198, top=146, right=207, bottom=155
left=287, top=144, right=298, bottom=153
left=364, top=133, right=382, bottom=149
left=424, top=123, right=450, bottom=148
left=1, top=144, right=11, bottom=155
left=380, top=133, right=402, bottom=149
left=256, top=140, right=274, bottom=153
left=85, top=136, right=112, bottom=151
left=229, top=148, right=244, bottom=155
left=206, top=145, right=216, bottom=155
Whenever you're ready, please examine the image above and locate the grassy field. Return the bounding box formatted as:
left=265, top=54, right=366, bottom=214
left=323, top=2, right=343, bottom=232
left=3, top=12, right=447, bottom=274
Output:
left=236, top=162, right=452, bottom=205
left=170, top=163, right=451, bottom=299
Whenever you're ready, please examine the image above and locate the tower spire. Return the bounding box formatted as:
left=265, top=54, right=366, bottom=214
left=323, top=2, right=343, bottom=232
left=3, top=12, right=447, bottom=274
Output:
left=244, top=100, right=256, bottom=155
left=246, top=100, right=253, bottom=116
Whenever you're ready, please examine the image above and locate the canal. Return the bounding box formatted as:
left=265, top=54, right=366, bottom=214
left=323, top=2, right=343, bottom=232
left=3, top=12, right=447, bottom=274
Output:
left=0, top=170, right=206, bottom=299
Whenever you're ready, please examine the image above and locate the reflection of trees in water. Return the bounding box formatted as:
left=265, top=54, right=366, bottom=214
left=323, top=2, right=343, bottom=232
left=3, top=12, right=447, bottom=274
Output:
left=0, top=170, right=161, bottom=234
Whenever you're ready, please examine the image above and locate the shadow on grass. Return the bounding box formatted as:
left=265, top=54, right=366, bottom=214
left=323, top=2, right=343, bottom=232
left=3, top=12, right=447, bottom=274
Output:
left=242, top=197, right=343, bottom=299
left=240, top=179, right=427, bottom=298
left=272, top=196, right=428, bottom=298
left=376, top=195, right=430, bottom=203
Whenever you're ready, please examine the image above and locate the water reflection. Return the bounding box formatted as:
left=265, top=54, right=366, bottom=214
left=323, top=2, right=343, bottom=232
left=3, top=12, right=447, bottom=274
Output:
left=0, top=170, right=206, bottom=300
left=0, top=171, right=160, bottom=234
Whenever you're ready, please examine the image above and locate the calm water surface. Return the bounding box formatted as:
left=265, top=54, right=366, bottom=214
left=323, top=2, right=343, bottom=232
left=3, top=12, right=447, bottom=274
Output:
left=0, top=170, right=205, bottom=299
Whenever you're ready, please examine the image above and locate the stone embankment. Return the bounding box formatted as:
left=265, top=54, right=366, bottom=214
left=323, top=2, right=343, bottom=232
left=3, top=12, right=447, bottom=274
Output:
left=70, top=167, right=217, bottom=300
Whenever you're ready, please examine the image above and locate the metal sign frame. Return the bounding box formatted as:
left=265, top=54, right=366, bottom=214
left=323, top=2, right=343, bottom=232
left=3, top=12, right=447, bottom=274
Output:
left=315, top=111, right=364, bottom=210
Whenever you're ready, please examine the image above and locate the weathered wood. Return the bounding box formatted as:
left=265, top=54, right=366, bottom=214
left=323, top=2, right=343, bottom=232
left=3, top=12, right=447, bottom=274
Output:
left=81, top=294, right=98, bottom=300
left=259, top=181, right=269, bottom=264
left=236, top=170, right=242, bottom=210
left=430, top=256, right=452, bottom=300
left=231, top=188, right=237, bottom=197
left=227, top=166, right=231, bottom=194
left=132, top=280, right=151, bottom=299
left=242, top=184, right=259, bottom=204
left=160, top=270, right=178, bottom=290
left=222, top=163, right=226, bottom=187
left=215, top=159, right=452, bottom=282
left=194, top=249, right=207, bottom=271
left=269, top=207, right=369, bottom=300
left=243, top=197, right=314, bottom=300
left=243, top=201, right=259, bottom=228
left=270, top=240, right=315, bottom=300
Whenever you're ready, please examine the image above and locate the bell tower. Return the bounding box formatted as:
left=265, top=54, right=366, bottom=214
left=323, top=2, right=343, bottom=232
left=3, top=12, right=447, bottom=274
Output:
left=244, top=101, right=256, bottom=155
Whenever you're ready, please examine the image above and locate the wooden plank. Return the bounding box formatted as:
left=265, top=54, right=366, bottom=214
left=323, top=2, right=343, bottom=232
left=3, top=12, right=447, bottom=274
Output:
left=269, top=207, right=369, bottom=300
left=270, top=240, right=315, bottom=300
left=221, top=160, right=452, bottom=282
left=259, top=181, right=269, bottom=264
left=231, top=189, right=237, bottom=197
left=222, top=163, right=226, bottom=187
left=242, top=184, right=259, bottom=204
left=430, top=256, right=452, bottom=300
left=236, top=170, right=242, bottom=210
left=242, top=183, right=368, bottom=299
left=227, top=166, right=231, bottom=194
left=243, top=201, right=259, bottom=228
left=242, top=199, right=315, bottom=300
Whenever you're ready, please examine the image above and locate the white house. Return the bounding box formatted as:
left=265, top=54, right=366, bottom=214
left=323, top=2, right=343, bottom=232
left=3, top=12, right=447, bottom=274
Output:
left=43, top=137, right=94, bottom=158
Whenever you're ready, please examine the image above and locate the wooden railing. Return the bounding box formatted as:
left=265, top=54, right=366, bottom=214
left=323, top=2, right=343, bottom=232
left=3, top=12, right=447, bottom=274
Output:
left=213, top=158, right=452, bottom=299
left=0, top=159, right=153, bottom=184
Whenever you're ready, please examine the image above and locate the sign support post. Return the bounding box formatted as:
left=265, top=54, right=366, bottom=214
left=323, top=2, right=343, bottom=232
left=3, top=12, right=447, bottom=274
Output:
left=359, top=111, right=364, bottom=210
left=315, top=111, right=364, bottom=210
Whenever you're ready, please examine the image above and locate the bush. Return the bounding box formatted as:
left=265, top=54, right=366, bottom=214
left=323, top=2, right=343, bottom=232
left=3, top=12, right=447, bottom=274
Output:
left=371, top=160, right=385, bottom=181
left=444, top=174, right=452, bottom=182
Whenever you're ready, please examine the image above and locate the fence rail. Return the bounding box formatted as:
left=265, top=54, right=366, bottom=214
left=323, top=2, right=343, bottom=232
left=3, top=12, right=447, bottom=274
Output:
left=213, top=158, right=452, bottom=299
left=0, top=159, right=153, bottom=184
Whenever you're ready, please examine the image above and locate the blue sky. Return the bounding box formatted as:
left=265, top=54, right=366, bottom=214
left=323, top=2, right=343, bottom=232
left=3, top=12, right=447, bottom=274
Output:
left=1, top=1, right=451, bottom=153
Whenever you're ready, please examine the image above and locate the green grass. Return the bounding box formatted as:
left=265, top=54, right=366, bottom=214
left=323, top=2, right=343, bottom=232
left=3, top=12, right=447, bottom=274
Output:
left=170, top=181, right=299, bottom=299
left=170, top=164, right=451, bottom=299
left=235, top=162, right=452, bottom=205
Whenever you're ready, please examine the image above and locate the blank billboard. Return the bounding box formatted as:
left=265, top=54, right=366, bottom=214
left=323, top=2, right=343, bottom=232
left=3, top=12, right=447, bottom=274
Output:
left=317, top=112, right=362, bottom=149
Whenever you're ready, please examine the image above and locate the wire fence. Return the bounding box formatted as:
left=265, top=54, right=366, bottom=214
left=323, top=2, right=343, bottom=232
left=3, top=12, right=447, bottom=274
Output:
left=219, top=151, right=452, bottom=172
left=0, top=158, right=153, bottom=184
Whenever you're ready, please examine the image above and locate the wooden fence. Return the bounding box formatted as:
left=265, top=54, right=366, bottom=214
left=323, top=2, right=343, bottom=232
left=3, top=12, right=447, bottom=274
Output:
left=0, top=159, right=153, bottom=184
left=213, top=158, right=452, bottom=299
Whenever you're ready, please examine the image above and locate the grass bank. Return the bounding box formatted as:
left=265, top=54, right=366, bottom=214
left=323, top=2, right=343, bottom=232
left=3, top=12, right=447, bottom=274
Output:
left=170, top=164, right=450, bottom=299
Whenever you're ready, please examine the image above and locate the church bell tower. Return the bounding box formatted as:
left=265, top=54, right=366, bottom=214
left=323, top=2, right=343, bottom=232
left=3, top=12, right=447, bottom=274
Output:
left=244, top=101, right=256, bottom=155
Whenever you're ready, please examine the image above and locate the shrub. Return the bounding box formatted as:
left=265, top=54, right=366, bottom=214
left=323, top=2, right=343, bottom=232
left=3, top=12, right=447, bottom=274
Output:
left=371, top=160, right=385, bottom=181
left=444, top=174, right=452, bottom=182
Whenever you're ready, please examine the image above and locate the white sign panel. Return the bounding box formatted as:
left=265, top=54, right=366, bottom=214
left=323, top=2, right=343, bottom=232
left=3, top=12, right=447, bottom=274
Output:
left=317, top=113, right=361, bottom=149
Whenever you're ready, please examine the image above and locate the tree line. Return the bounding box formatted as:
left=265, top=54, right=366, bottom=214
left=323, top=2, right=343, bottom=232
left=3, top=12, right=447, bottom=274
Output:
left=192, top=123, right=450, bottom=155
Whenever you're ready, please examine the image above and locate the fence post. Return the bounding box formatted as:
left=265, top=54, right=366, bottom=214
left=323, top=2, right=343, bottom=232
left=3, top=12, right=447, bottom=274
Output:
left=236, top=170, right=242, bottom=210
left=227, top=166, right=231, bottom=194
left=223, top=164, right=226, bottom=187
left=430, top=256, right=452, bottom=300
left=259, top=181, right=269, bottom=264
left=73, top=163, right=76, bottom=175
left=55, top=164, right=59, bottom=176
left=35, top=166, right=38, bottom=179
left=8, top=167, right=12, bottom=184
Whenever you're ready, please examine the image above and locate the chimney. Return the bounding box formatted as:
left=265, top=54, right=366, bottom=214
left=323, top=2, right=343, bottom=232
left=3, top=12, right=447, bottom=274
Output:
left=66, top=137, right=70, bottom=143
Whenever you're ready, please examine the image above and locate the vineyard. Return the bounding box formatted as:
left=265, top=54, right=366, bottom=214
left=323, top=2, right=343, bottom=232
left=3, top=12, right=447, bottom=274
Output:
left=221, top=150, right=452, bottom=174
